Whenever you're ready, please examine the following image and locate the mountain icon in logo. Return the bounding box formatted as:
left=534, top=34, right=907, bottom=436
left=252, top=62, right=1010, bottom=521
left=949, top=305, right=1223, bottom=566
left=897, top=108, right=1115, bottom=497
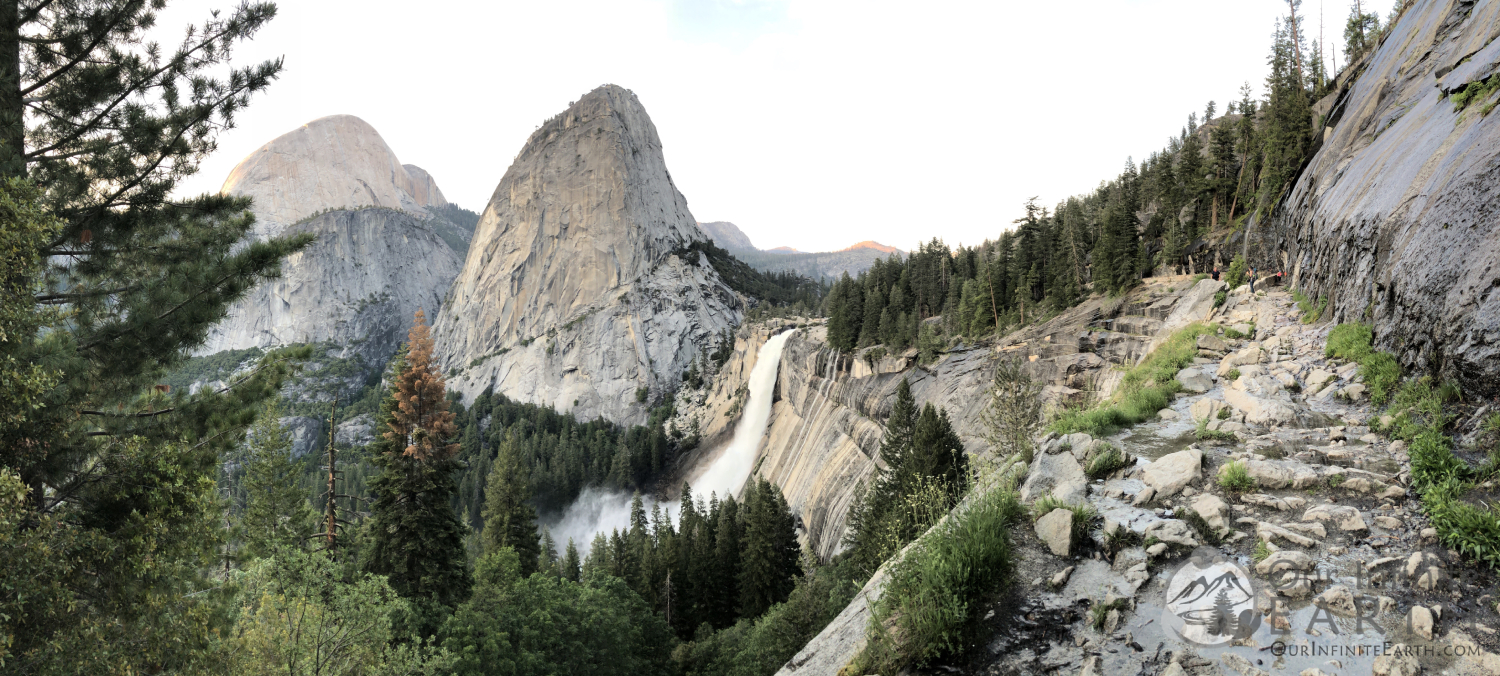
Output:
left=1162, top=552, right=1261, bottom=646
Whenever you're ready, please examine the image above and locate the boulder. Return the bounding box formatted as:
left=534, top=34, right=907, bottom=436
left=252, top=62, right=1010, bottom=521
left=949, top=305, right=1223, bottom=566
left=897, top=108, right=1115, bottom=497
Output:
left=1254, top=550, right=1314, bottom=576
left=1190, top=398, right=1226, bottom=422
left=1176, top=368, right=1213, bottom=393
left=1190, top=494, right=1231, bottom=537
left=1142, top=519, right=1198, bottom=547
left=1409, top=606, right=1433, bottom=640
left=1244, top=459, right=1322, bottom=489
left=1315, top=584, right=1358, bottom=617
left=1241, top=493, right=1308, bottom=511
left=1372, top=644, right=1421, bottom=676
left=1302, top=504, right=1367, bottom=532
left=1141, top=448, right=1202, bottom=499
left=1035, top=508, right=1074, bottom=557
left=1020, top=451, right=1088, bottom=505
left=1197, top=333, right=1229, bottom=352
left=1223, top=387, right=1298, bottom=426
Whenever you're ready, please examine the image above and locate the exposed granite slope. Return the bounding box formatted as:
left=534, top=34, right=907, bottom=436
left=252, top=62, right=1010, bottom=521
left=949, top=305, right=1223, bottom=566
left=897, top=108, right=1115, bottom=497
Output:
left=200, top=207, right=460, bottom=362
left=1278, top=0, right=1500, bottom=396
left=222, top=114, right=448, bottom=240
left=433, top=85, right=742, bottom=424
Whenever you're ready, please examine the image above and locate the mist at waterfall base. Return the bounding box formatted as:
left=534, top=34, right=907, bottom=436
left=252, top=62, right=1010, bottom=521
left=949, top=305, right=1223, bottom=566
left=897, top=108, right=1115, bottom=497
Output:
left=539, top=331, right=794, bottom=554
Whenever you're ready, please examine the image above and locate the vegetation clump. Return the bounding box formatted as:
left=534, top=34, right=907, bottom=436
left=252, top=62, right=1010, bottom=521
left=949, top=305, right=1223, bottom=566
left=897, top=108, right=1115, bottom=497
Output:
left=1218, top=461, right=1256, bottom=492
left=1053, top=323, right=1214, bottom=437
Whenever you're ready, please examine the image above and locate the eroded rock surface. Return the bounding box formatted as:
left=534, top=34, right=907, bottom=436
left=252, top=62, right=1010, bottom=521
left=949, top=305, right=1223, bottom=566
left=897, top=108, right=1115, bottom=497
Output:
left=433, top=85, right=742, bottom=424
left=1278, top=0, right=1500, bottom=397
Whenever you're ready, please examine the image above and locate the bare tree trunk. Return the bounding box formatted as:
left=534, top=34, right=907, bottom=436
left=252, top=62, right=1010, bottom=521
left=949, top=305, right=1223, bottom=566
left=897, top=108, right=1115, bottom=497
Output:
left=1287, top=1, right=1306, bottom=87
left=0, top=0, right=20, bottom=177
left=325, top=398, right=339, bottom=550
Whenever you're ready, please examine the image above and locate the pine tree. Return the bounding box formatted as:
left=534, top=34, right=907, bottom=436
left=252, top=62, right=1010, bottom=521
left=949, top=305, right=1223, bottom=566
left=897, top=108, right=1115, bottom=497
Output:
left=909, top=403, right=969, bottom=498
left=481, top=427, right=542, bottom=577
left=711, top=495, right=742, bottom=627
left=564, top=539, right=579, bottom=581
left=364, top=313, right=473, bottom=612
left=737, top=477, right=800, bottom=618
left=241, top=400, right=316, bottom=559
left=845, top=378, right=918, bottom=574
left=0, top=5, right=309, bottom=670
left=584, top=532, right=611, bottom=580
left=539, top=528, right=559, bottom=577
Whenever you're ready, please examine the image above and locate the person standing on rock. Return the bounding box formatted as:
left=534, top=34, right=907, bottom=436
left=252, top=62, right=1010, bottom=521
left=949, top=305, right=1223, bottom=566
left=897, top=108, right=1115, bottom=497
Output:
left=1249, top=267, right=1256, bottom=293
left=1212, top=266, right=1220, bottom=282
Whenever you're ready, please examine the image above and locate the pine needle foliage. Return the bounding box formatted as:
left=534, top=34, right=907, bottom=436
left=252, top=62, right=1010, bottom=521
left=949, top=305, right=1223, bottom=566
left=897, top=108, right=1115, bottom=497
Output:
left=364, top=313, right=472, bottom=617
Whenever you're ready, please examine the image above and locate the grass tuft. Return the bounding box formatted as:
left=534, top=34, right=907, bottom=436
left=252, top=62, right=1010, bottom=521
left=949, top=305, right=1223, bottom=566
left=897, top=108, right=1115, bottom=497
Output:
left=1195, top=418, right=1237, bottom=442
left=1051, top=323, right=1213, bottom=437
left=1325, top=323, right=1402, bottom=404
left=1218, top=461, right=1255, bottom=493
left=854, top=486, right=1026, bottom=673
left=1085, top=447, right=1127, bottom=480
left=1088, top=597, right=1132, bottom=631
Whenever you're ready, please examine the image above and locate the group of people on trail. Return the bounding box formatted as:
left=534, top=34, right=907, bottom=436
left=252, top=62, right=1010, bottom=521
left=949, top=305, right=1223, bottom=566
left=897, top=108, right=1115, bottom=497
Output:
left=1208, top=264, right=1285, bottom=292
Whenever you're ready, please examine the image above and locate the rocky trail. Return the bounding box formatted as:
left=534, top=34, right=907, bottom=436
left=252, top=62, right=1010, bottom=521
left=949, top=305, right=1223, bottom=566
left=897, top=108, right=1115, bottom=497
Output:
left=954, top=287, right=1500, bottom=676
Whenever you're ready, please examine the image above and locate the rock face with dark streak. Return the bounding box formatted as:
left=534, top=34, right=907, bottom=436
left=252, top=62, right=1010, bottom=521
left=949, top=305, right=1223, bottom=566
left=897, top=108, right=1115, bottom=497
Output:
left=1278, top=0, right=1500, bottom=396
left=201, top=207, right=460, bottom=364
left=433, top=85, right=742, bottom=424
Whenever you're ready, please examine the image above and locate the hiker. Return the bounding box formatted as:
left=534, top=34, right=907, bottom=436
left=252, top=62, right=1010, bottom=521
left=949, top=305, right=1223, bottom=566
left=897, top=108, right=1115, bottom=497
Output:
left=1249, top=267, right=1257, bottom=293
left=1212, top=266, right=1220, bottom=282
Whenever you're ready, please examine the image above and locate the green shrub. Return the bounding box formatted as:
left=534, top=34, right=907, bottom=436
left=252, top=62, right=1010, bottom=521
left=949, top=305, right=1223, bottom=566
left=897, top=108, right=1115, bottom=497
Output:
left=1325, top=323, right=1374, bottom=361
left=1225, top=369, right=1241, bottom=381
left=1213, top=290, right=1227, bottom=308
left=1327, top=473, right=1346, bottom=488
left=1085, top=448, right=1127, bottom=480
left=1225, top=255, right=1248, bottom=289
left=1252, top=539, right=1271, bottom=563
left=1191, top=273, right=1208, bottom=284
left=1293, top=291, right=1328, bottom=324
left=1217, top=406, right=1232, bottom=420
left=1360, top=352, right=1401, bottom=404
left=1451, top=74, right=1500, bottom=113
left=635, top=386, right=649, bottom=403
left=1218, top=461, right=1255, bottom=492
left=855, top=487, right=1025, bottom=673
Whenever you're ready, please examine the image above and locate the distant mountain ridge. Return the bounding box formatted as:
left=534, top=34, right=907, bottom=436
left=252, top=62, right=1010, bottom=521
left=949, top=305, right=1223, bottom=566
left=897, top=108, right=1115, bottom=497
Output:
left=696, top=220, right=903, bottom=280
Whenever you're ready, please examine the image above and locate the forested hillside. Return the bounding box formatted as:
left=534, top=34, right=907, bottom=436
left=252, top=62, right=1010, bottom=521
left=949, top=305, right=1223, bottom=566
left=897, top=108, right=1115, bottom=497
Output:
left=823, top=4, right=1356, bottom=354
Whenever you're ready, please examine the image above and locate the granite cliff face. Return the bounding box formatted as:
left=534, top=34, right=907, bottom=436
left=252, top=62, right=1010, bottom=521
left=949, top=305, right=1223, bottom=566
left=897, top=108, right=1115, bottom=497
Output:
left=222, top=114, right=449, bottom=240
left=201, top=207, right=460, bottom=363
left=433, top=85, right=742, bottom=424
left=1278, top=0, right=1500, bottom=396
left=201, top=116, right=464, bottom=362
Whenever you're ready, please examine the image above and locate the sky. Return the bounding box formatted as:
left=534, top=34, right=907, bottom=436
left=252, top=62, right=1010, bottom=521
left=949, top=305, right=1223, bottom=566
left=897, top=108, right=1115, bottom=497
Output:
left=163, top=0, right=1348, bottom=253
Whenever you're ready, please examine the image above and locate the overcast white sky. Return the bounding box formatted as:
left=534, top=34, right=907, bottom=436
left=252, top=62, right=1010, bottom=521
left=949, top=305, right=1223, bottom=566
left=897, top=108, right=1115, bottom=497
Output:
left=165, top=0, right=1347, bottom=252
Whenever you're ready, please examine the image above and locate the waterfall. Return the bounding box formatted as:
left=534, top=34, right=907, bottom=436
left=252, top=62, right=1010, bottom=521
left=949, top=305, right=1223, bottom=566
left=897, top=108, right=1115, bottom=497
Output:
left=539, top=329, right=794, bottom=552
left=689, top=329, right=794, bottom=497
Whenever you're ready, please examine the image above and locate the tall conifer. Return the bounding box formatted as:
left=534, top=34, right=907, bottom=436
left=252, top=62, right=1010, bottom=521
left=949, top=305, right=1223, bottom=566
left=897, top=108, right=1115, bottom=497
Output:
left=364, top=312, right=472, bottom=613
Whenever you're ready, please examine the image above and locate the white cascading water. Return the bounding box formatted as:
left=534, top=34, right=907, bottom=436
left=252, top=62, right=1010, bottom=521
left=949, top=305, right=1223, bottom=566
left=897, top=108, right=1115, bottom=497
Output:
left=541, top=330, right=794, bottom=552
